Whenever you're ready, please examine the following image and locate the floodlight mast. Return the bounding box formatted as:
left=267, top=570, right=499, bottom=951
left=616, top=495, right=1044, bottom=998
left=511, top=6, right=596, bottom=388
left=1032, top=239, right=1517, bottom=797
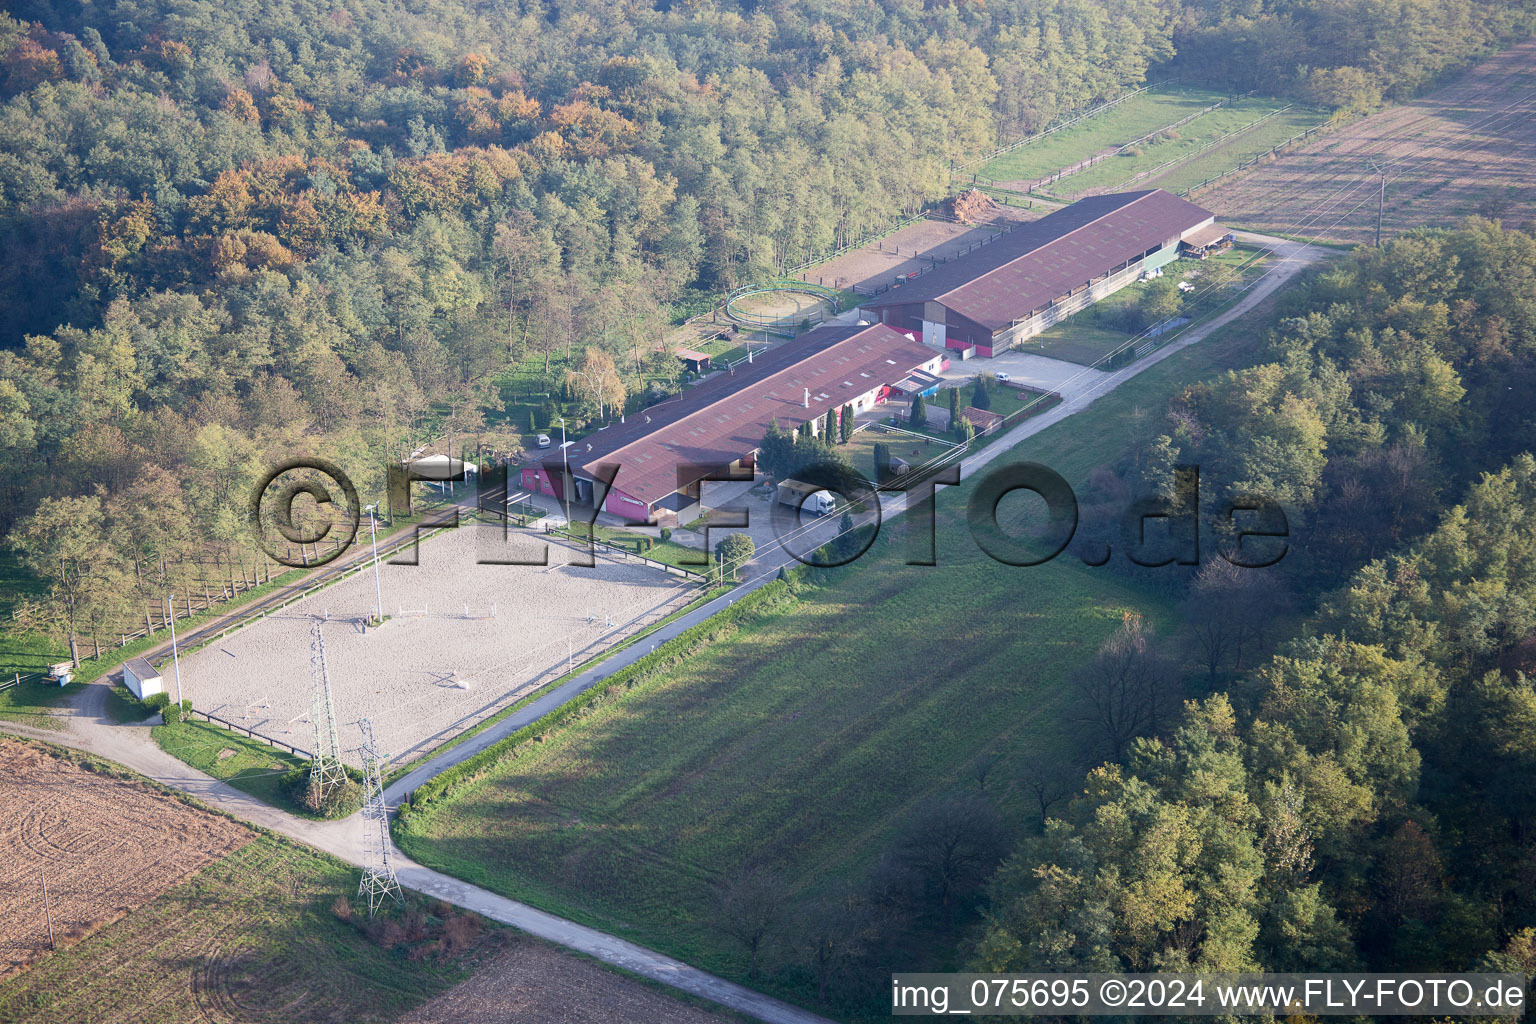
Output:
left=364, top=504, right=384, bottom=624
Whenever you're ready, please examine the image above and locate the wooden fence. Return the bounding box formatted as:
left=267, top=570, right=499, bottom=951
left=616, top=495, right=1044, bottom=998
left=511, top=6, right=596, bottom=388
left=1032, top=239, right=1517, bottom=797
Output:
left=955, top=77, right=1183, bottom=172
left=187, top=708, right=312, bottom=759
left=1177, top=112, right=1358, bottom=198
left=544, top=524, right=713, bottom=582
left=1, top=670, right=48, bottom=693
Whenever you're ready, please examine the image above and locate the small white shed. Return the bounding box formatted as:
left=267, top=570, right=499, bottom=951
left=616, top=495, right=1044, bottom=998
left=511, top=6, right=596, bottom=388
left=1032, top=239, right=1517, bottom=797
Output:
left=122, top=657, right=164, bottom=700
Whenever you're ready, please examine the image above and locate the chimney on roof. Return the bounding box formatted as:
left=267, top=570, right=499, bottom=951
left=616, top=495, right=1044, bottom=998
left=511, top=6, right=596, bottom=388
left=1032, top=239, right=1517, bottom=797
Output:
left=803, top=388, right=810, bottom=408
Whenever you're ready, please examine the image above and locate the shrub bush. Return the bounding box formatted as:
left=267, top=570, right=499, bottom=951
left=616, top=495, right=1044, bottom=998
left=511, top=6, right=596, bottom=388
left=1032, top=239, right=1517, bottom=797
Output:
left=660, top=526, right=672, bottom=543
left=143, top=693, right=171, bottom=712
left=282, top=768, right=365, bottom=819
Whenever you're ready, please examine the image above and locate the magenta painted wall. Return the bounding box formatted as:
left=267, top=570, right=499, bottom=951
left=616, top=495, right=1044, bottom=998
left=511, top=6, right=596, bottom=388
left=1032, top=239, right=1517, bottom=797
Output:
left=521, top=466, right=559, bottom=498
left=604, top=485, right=651, bottom=519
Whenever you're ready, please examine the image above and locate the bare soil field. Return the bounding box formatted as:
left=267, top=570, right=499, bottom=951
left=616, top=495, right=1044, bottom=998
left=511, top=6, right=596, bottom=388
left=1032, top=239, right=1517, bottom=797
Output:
left=171, top=523, right=700, bottom=767
left=1202, top=39, right=1536, bottom=245
left=398, top=938, right=734, bottom=1024
left=0, top=739, right=251, bottom=980
left=0, top=833, right=500, bottom=1024
left=798, top=205, right=1040, bottom=295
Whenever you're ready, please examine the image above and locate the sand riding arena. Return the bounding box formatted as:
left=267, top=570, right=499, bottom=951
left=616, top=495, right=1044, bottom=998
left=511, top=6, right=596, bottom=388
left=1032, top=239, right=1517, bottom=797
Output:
left=172, top=522, right=703, bottom=767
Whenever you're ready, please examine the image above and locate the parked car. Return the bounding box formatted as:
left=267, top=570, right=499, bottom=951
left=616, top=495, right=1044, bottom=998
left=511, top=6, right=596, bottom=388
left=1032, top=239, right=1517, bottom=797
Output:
left=995, top=371, right=1011, bottom=382
left=536, top=433, right=552, bottom=448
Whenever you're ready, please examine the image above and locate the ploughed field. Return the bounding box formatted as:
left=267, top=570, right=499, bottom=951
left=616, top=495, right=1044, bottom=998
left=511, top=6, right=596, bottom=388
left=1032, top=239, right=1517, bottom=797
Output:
left=1203, top=38, right=1536, bottom=245
left=0, top=739, right=250, bottom=980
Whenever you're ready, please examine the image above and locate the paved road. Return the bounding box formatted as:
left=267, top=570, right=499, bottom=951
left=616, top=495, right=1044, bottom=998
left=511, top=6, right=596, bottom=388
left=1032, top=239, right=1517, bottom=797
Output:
left=6, top=230, right=1324, bottom=1024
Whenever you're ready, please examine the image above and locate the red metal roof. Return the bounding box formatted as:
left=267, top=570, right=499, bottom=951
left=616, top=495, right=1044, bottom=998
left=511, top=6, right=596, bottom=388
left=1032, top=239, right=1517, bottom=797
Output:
left=564, top=323, right=938, bottom=507
left=863, top=190, right=1215, bottom=331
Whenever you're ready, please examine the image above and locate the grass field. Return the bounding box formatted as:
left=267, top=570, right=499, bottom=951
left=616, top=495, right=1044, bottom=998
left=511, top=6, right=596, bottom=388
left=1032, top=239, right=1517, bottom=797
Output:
left=397, top=554, right=1159, bottom=1004
left=565, top=520, right=708, bottom=570
left=1021, top=320, right=1136, bottom=365
left=1042, top=99, right=1324, bottom=198
left=0, top=834, right=492, bottom=1023
left=151, top=716, right=313, bottom=811
left=841, top=427, right=958, bottom=482
left=977, top=85, right=1230, bottom=186
left=394, top=284, right=1287, bottom=1015
left=0, top=679, right=76, bottom=730
left=1143, top=107, right=1331, bottom=195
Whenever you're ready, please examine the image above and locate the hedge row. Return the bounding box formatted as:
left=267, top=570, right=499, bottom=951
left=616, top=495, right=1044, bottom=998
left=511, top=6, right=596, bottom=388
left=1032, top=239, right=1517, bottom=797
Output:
left=395, top=577, right=803, bottom=824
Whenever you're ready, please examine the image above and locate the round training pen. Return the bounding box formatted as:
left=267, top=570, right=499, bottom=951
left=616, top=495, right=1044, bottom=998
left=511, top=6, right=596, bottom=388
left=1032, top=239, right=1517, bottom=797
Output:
left=724, top=280, right=845, bottom=336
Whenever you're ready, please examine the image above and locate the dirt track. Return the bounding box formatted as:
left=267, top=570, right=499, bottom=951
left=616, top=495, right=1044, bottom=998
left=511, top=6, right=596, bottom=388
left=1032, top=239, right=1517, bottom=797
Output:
left=1202, top=39, right=1536, bottom=245
left=0, top=740, right=251, bottom=979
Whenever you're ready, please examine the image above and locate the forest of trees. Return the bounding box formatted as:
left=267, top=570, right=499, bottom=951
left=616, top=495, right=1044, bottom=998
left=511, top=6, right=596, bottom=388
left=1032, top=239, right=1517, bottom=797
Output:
left=970, top=220, right=1536, bottom=990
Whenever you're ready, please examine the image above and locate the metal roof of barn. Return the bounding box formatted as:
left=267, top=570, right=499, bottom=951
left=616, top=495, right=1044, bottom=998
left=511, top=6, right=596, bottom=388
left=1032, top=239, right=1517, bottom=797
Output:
left=555, top=323, right=936, bottom=507
left=863, top=190, right=1215, bottom=331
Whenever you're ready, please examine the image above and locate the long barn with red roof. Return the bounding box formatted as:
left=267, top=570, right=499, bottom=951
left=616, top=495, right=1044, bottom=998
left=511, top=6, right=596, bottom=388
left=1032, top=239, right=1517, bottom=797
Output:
left=859, top=189, right=1225, bottom=357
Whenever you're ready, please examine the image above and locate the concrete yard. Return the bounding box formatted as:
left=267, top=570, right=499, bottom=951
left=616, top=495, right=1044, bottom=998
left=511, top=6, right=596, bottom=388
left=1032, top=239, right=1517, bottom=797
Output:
left=173, top=523, right=702, bottom=766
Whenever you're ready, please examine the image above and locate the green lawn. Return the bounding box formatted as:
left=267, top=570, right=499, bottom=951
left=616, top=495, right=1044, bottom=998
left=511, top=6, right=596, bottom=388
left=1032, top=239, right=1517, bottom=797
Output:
left=151, top=716, right=312, bottom=810
left=978, top=385, right=1063, bottom=420
left=0, top=677, right=77, bottom=730
left=1019, top=319, right=1138, bottom=365
left=0, top=833, right=490, bottom=1024
left=841, top=428, right=958, bottom=483
left=1042, top=98, right=1322, bottom=198
left=1147, top=108, right=1333, bottom=195
left=977, top=84, right=1230, bottom=185
left=564, top=520, right=709, bottom=570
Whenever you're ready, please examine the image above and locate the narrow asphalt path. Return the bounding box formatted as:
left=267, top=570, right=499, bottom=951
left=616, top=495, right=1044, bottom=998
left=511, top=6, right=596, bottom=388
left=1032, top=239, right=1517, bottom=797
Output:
left=6, top=230, right=1323, bottom=1024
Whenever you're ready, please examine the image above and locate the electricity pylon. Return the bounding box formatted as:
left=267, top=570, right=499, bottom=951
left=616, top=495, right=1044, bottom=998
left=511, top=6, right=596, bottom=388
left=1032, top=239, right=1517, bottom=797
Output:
left=308, top=619, right=348, bottom=793
left=356, top=717, right=403, bottom=917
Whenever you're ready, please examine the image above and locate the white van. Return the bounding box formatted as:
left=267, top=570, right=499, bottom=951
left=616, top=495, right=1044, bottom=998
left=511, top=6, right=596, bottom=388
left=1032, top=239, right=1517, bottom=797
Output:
left=536, top=434, right=552, bottom=448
